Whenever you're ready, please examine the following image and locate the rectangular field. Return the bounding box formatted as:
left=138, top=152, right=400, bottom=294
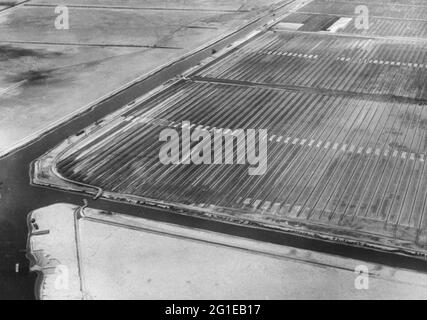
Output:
left=196, top=31, right=427, bottom=100
left=32, top=0, right=427, bottom=259
left=299, top=0, right=427, bottom=20
left=280, top=13, right=427, bottom=38
left=35, top=79, right=427, bottom=256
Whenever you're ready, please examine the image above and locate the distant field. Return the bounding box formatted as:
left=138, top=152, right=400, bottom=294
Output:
left=198, top=31, right=427, bottom=99
left=320, top=0, right=427, bottom=6
left=300, top=0, right=427, bottom=20
left=281, top=13, right=427, bottom=38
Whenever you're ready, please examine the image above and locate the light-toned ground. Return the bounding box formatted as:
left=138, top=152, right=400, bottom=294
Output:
left=28, top=203, right=427, bottom=300
left=0, top=0, right=285, bottom=155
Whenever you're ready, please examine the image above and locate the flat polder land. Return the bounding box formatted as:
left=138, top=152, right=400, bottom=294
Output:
left=0, top=0, right=289, bottom=299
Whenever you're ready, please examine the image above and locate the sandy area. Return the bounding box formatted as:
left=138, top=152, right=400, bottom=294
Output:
left=27, top=203, right=427, bottom=299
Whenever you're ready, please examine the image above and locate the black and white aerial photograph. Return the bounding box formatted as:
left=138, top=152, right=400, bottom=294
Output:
left=1, top=0, right=427, bottom=305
